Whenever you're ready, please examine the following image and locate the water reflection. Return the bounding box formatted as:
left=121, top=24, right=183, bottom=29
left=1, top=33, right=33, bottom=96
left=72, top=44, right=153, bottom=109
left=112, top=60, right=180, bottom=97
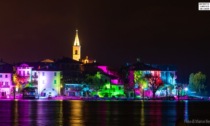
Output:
left=184, top=101, right=189, bottom=121
left=13, top=100, right=18, bottom=126
left=175, top=100, right=189, bottom=125
left=140, top=101, right=145, bottom=126
left=0, top=100, right=210, bottom=126
left=58, top=100, right=63, bottom=126
left=148, top=101, right=162, bottom=126
left=69, top=100, right=84, bottom=126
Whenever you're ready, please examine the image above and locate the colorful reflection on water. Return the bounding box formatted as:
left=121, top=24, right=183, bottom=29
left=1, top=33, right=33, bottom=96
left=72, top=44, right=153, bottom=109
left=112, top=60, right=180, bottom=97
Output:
left=0, top=100, right=210, bottom=126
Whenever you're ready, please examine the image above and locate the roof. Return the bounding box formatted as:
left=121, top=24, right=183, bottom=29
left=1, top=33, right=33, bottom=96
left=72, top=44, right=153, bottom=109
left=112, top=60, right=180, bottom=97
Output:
left=32, top=66, right=60, bottom=71
left=14, top=61, right=60, bottom=71
left=54, top=57, right=82, bottom=64
left=41, top=59, right=54, bottom=63
left=130, top=62, right=160, bottom=71
left=150, top=64, right=177, bottom=71
left=0, top=61, right=13, bottom=73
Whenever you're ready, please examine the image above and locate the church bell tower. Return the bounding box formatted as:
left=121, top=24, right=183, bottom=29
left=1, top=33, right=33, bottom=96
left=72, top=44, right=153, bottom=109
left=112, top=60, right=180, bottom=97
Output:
left=72, top=29, right=81, bottom=61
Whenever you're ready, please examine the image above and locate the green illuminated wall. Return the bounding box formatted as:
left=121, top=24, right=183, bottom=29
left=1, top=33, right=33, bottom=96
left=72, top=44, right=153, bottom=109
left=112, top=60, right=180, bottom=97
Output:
left=96, top=83, right=125, bottom=98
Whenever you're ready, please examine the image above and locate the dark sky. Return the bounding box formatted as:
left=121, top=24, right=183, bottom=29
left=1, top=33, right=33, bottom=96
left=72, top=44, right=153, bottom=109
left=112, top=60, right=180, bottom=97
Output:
left=0, top=0, right=209, bottom=83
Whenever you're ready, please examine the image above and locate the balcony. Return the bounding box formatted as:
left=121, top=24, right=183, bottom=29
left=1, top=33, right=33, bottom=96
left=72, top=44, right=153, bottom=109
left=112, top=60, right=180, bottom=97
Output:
left=0, top=84, right=10, bottom=88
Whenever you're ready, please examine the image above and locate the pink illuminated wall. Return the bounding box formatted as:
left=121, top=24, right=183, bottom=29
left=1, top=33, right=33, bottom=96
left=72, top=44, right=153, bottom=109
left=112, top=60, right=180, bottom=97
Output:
left=0, top=73, right=13, bottom=98
left=97, top=65, right=122, bottom=85
left=16, top=63, right=33, bottom=82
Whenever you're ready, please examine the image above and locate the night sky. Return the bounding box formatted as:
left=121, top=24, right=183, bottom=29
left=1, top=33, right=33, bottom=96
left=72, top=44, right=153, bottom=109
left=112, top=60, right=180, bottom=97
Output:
left=0, top=1, right=209, bottom=84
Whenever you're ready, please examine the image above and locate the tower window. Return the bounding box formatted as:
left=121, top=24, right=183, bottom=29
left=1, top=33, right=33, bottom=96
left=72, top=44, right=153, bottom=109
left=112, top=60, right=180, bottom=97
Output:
left=75, top=50, right=78, bottom=55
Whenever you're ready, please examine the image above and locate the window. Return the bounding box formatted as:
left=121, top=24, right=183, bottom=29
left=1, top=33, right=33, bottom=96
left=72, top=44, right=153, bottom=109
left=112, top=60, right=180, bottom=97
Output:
left=75, top=50, right=78, bottom=55
left=54, top=72, right=57, bottom=76
left=0, top=75, right=2, bottom=78
left=27, top=71, right=30, bottom=75
left=19, top=71, right=21, bottom=75
left=5, top=82, right=9, bottom=87
left=42, top=72, right=45, bottom=76
left=0, top=81, right=3, bottom=86
left=5, top=75, right=8, bottom=78
left=23, top=71, right=25, bottom=76
left=54, top=80, right=56, bottom=84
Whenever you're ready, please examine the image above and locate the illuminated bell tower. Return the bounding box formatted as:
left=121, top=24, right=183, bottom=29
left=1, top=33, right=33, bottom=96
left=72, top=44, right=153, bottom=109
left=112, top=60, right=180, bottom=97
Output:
left=72, top=29, right=81, bottom=61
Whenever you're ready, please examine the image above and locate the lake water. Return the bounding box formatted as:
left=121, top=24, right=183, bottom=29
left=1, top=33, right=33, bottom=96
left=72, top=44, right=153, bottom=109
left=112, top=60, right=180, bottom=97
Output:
left=0, top=99, right=210, bottom=126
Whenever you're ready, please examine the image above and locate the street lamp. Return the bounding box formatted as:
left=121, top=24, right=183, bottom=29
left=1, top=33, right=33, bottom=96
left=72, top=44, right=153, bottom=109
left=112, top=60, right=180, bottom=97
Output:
left=184, top=87, right=188, bottom=95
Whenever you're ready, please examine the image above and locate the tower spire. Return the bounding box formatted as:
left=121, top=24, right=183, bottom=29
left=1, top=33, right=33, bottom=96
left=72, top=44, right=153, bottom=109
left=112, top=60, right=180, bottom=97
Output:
left=74, top=29, right=80, bottom=46
left=72, top=29, right=81, bottom=61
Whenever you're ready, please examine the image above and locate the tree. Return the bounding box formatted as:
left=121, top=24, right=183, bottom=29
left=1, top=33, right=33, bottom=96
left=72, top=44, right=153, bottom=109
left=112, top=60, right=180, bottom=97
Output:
left=134, top=71, right=148, bottom=89
left=189, top=72, right=206, bottom=94
left=84, top=72, right=107, bottom=91
left=134, top=71, right=148, bottom=97
left=145, top=74, right=164, bottom=98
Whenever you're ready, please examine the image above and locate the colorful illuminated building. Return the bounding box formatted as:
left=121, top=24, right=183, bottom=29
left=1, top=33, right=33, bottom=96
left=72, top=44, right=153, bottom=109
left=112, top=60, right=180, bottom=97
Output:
left=64, top=84, right=90, bottom=97
left=120, top=60, right=177, bottom=98
left=151, top=64, right=177, bottom=85
left=0, top=61, right=13, bottom=98
left=13, top=60, right=62, bottom=98
left=0, top=29, right=179, bottom=100
left=83, top=62, right=125, bottom=98
left=32, top=67, right=61, bottom=98
left=149, top=64, right=177, bottom=97
left=14, top=63, right=33, bottom=92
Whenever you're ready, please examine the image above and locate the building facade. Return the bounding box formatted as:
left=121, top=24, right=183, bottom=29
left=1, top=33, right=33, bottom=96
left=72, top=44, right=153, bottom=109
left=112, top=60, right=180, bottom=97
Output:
left=0, top=61, right=13, bottom=98
left=32, top=68, right=61, bottom=98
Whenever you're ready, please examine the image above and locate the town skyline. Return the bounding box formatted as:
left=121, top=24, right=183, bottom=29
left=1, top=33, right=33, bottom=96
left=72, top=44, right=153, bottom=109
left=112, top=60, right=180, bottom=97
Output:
left=0, top=1, right=209, bottom=84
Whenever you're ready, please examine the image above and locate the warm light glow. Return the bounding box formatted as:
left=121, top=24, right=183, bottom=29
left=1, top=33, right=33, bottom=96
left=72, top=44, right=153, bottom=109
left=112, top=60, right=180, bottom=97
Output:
left=15, top=85, right=19, bottom=92
left=14, top=100, right=18, bottom=126
left=74, top=29, right=80, bottom=46
left=70, top=101, right=84, bottom=126
left=140, top=101, right=145, bottom=125
left=72, top=29, right=81, bottom=61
